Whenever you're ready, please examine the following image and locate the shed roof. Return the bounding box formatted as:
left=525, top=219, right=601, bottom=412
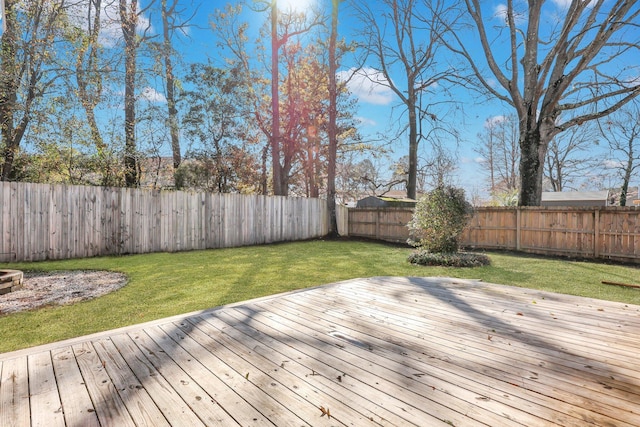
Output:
left=541, top=190, right=609, bottom=202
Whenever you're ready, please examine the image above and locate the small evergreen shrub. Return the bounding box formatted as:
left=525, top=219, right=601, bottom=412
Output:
left=407, top=185, right=473, bottom=253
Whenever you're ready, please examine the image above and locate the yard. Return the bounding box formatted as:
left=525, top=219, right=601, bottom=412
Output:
left=1, top=239, right=639, bottom=354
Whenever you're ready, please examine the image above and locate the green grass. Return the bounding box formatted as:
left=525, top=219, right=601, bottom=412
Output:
left=1, top=239, right=639, bottom=353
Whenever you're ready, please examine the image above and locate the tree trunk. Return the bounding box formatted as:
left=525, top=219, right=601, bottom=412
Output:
left=270, top=3, right=283, bottom=195
left=407, top=93, right=418, bottom=199
left=326, top=0, right=339, bottom=236
left=75, top=0, right=106, bottom=181
left=162, top=0, right=181, bottom=183
left=0, top=0, right=18, bottom=181
left=518, top=128, right=548, bottom=206
left=120, top=0, right=139, bottom=187
left=620, top=141, right=634, bottom=206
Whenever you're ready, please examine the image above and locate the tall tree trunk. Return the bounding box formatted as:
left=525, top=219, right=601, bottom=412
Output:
left=326, top=0, right=339, bottom=236
left=518, top=128, right=548, bottom=206
left=75, top=0, right=108, bottom=182
left=407, top=91, right=418, bottom=198
left=270, top=2, right=283, bottom=195
left=0, top=0, right=18, bottom=181
left=120, top=0, right=139, bottom=187
left=162, top=0, right=181, bottom=183
left=261, top=144, right=268, bottom=195
left=620, top=140, right=634, bottom=206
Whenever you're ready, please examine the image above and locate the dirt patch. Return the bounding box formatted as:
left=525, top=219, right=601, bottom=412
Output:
left=0, top=271, right=128, bottom=315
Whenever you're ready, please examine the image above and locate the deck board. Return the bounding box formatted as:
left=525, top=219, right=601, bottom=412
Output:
left=1, top=276, right=639, bottom=426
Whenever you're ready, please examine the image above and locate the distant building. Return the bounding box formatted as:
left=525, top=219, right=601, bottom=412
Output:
left=356, top=191, right=417, bottom=208
left=608, top=187, right=639, bottom=207
left=541, top=190, right=610, bottom=207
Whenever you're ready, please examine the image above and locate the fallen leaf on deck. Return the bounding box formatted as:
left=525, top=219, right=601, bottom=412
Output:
left=320, top=406, right=331, bottom=419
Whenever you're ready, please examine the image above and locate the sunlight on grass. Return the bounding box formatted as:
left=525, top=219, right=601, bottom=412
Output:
left=1, top=240, right=639, bottom=353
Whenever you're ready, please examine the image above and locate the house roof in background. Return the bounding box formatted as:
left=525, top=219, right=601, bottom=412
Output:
left=541, top=190, right=610, bottom=202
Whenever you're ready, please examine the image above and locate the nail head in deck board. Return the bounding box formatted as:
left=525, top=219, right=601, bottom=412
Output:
left=2, top=277, right=640, bottom=426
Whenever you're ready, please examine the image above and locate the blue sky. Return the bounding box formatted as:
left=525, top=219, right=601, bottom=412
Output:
left=167, top=0, right=634, bottom=198
left=172, top=0, right=502, bottom=197
left=2, top=0, right=636, bottom=197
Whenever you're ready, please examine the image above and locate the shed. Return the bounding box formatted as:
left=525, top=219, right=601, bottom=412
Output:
left=356, top=195, right=417, bottom=208
left=541, top=190, right=610, bottom=207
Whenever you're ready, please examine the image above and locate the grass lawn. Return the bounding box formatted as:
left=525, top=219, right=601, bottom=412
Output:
left=1, top=239, right=639, bottom=353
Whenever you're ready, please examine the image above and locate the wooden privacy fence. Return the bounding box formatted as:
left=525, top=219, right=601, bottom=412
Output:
left=348, top=206, right=640, bottom=264
left=0, top=182, right=329, bottom=262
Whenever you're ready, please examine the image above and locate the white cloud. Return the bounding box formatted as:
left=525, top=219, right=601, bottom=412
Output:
left=337, top=67, right=395, bottom=105
left=484, top=115, right=507, bottom=128
left=140, top=87, right=167, bottom=103
left=552, top=0, right=596, bottom=9
left=356, top=116, right=377, bottom=127
left=459, top=156, right=485, bottom=165
left=603, top=159, right=623, bottom=169
left=624, top=75, right=640, bottom=88
left=65, top=0, right=153, bottom=48
left=494, top=3, right=527, bottom=25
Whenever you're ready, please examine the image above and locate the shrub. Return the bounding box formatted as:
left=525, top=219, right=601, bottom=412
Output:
left=407, top=185, right=473, bottom=253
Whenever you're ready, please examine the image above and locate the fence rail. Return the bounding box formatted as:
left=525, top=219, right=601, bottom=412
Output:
left=348, top=206, right=640, bottom=264
left=0, top=182, right=329, bottom=262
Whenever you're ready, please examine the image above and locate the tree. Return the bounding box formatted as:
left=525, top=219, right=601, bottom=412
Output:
left=160, top=0, right=194, bottom=183
left=180, top=62, right=260, bottom=193
left=1, top=0, right=66, bottom=180
left=119, top=0, right=140, bottom=187
left=475, top=115, right=519, bottom=195
left=544, top=123, right=598, bottom=192
left=598, top=101, right=640, bottom=206
left=351, top=0, right=460, bottom=199
left=62, top=0, right=126, bottom=186
left=327, top=0, right=340, bottom=236
left=448, top=0, right=640, bottom=205
left=212, top=3, right=292, bottom=195
left=118, top=0, right=154, bottom=187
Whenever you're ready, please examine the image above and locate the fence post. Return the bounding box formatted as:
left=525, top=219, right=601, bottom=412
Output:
left=516, top=208, right=521, bottom=251
left=594, top=208, right=600, bottom=259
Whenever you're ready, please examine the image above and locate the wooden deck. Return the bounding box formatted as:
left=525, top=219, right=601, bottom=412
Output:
left=1, top=276, right=639, bottom=426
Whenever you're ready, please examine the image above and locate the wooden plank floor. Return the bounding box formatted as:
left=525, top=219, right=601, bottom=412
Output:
left=1, top=276, right=639, bottom=426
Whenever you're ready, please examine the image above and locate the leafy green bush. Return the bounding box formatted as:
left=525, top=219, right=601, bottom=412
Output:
left=407, top=185, right=473, bottom=253
left=408, top=250, right=491, bottom=267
